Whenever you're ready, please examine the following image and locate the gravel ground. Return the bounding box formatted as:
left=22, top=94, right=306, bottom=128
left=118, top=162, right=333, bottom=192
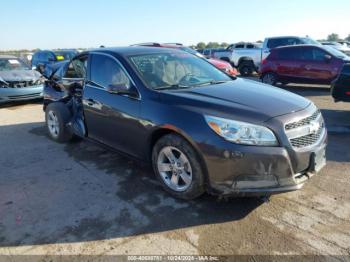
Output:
left=0, top=80, right=349, bottom=258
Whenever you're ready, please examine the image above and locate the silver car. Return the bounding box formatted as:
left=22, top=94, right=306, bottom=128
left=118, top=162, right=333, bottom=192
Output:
left=0, top=55, right=44, bottom=104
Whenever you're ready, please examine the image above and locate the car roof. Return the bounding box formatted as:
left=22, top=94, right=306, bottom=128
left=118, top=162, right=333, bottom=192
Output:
left=0, top=55, right=18, bottom=59
left=266, top=36, right=308, bottom=40
left=88, top=46, right=185, bottom=56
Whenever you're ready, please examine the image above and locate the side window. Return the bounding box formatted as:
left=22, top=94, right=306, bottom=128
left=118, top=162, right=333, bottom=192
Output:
left=64, top=56, right=87, bottom=78
left=268, top=38, right=301, bottom=49
left=47, top=52, right=56, bottom=61
left=300, top=48, right=314, bottom=61
left=277, top=48, right=302, bottom=60
left=312, top=48, right=327, bottom=61
left=246, top=44, right=254, bottom=49
left=227, top=44, right=234, bottom=51
left=267, top=39, right=280, bottom=49
left=235, top=44, right=244, bottom=49
left=203, top=49, right=210, bottom=56
left=90, top=54, right=131, bottom=89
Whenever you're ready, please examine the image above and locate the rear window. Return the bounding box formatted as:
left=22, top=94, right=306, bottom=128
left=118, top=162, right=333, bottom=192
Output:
left=267, top=38, right=302, bottom=49
left=275, top=48, right=302, bottom=60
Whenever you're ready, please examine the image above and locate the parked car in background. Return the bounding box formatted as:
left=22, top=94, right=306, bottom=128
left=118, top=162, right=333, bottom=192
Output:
left=203, top=48, right=227, bottom=59
left=43, top=47, right=326, bottom=199
left=213, top=36, right=320, bottom=76
left=0, top=55, right=44, bottom=104
left=321, top=42, right=350, bottom=55
left=260, top=45, right=350, bottom=86
left=133, top=43, right=237, bottom=76
left=31, top=49, right=78, bottom=70
left=331, top=63, right=350, bottom=102
left=337, top=41, right=350, bottom=48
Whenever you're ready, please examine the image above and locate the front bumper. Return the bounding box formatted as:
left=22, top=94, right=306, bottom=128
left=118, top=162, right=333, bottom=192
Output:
left=198, top=106, right=327, bottom=196
left=0, top=85, right=43, bottom=104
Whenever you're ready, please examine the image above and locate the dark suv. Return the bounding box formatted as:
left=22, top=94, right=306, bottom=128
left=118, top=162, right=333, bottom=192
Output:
left=32, top=50, right=78, bottom=70
left=260, top=45, right=350, bottom=86
left=43, top=47, right=327, bottom=199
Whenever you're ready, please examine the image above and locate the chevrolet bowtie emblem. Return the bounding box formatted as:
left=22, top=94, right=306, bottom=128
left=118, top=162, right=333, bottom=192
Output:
left=309, top=120, right=320, bottom=134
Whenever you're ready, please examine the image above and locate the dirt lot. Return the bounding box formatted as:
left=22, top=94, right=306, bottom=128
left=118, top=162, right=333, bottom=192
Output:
left=0, top=80, right=350, bottom=257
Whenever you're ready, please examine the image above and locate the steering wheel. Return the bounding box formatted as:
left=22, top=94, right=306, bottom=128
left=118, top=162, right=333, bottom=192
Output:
left=179, top=73, right=199, bottom=85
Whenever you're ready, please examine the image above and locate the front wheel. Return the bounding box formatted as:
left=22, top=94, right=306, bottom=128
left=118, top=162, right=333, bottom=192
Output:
left=152, top=134, right=205, bottom=200
left=45, top=102, right=73, bottom=143
left=261, top=72, right=278, bottom=86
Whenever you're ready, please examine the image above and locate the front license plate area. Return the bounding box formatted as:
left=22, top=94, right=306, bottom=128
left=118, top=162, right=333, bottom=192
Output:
left=313, top=148, right=326, bottom=172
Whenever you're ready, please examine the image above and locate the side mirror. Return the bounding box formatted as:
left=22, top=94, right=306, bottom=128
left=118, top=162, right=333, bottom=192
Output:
left=324, top=54, right=332, bottom=63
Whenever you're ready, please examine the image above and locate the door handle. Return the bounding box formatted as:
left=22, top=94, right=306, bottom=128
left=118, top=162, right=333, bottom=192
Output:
left=302, top=65, right=311, bottom=70
left=87, top=98, right=95, bottom=106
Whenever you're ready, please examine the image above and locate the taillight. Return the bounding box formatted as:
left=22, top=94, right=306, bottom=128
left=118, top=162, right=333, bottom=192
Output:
left=261, top=59, right=267, bottom=65
left=346, top=91, right=350, bottom=95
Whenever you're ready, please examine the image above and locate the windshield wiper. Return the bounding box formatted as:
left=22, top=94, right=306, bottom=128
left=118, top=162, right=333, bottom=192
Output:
left=154, top=84, right=191, bottom=90
left=193, top=80, right=231, bottom=87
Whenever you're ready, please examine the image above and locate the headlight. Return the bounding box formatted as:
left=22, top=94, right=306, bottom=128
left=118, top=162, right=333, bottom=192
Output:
left=205, top=115, right=278, bottom=146
left=34, top=78, right=45, bottom=85
left=224, top=65, right=233, bottom=72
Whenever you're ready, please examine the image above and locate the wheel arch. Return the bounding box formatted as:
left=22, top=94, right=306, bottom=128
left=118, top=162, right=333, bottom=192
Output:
left=148, top=126, right=210, bottom=186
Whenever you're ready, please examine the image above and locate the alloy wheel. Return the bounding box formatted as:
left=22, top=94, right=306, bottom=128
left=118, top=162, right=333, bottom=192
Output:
left=157, top=146, right=193, bottom=192
left=47, top=111, right=59, bottom=138
left=262, top=73, right=276, bottom=85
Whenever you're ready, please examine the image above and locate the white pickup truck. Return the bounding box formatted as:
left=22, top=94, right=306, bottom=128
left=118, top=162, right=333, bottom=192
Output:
left=213, top=36, right=320, bottom=76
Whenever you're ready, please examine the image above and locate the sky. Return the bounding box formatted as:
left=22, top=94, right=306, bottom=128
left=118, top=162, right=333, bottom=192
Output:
left=1, top=0, right=350, bottom=50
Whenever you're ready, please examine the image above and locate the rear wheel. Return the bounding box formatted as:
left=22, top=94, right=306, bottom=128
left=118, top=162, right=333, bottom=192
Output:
left=45, top=103, right=73, bottom=143
left=261, top=72, right=278, bottom=86
left=152, top=134, right=205, bottom=200
left=238, top=61, right=254, bottom=76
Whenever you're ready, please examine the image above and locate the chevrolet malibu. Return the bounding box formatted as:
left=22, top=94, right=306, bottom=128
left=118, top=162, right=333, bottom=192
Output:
left=43, top=47, right=327, bottom=199
left=0, top=55, right=44, bottom=104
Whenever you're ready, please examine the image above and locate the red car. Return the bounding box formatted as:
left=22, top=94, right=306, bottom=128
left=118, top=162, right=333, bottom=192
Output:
left=260, top=45, right=350, bottom=86
left=133, top=43, right=238, bottom=77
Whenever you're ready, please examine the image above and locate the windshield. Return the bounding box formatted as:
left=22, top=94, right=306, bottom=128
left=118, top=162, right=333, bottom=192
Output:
left=54, top=51, right=77, bottom=61
left=128, top=52, right=232, bottom=90
left=301, top=37, right=321, bottom=46
left=0, top=58, right=30, bottom=71
left=322, top=45, right=349, bottom=59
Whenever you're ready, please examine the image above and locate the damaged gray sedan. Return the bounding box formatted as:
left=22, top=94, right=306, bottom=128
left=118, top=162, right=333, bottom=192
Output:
left=0, top=55, right=44, bottom=104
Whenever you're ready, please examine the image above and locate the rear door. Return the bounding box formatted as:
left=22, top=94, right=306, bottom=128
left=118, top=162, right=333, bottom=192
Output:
left=274, top=47, right=303, bottom=80
left=82, top=53, right=142, bottom=157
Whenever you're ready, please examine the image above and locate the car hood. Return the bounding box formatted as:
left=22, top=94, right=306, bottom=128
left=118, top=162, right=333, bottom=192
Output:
left=161, top=78, right=311, bottom=123
left=0, top=69, right=41, bottom=82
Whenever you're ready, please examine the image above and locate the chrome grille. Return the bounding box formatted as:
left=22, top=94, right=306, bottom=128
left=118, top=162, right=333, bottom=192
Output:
left=285, top=109, right=325, bottom=149
left=8, top=81, right=35, bottom=88
left=285, top=109, right=320, bottom=130
left=290, top=125, right=323, bottom=148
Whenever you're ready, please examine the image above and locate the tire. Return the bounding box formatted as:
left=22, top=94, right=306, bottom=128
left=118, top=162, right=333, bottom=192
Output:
left=152, top=134, right=205, bottom=200
left=45, top=102, right=73, bottom=143
left=238, top=61, right=254, bottom=76
left=261, top=72, right=278, bottom=86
